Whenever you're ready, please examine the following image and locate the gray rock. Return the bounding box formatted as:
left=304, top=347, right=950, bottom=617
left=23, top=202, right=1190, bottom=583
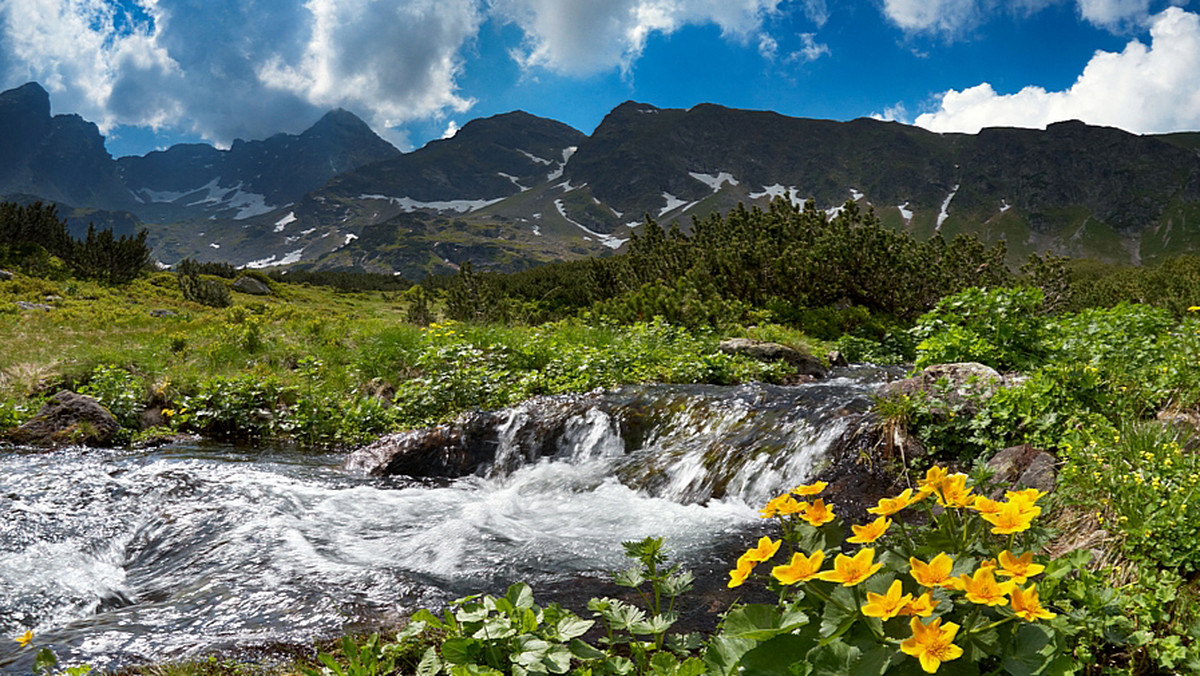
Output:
left=0, top=269, right=12, bottom=280
left=718, top=338, right=826, bottom=378
left=7, top=390, right=121, bottom=447
left=827, top=350, right=849, bottom=367
left=986, top=443, right=1057, bottom=494
left=149, top=309, right=178, bottom=318
left=43, top=295, right=62, bottom=302
left=231, top=276, right=272, bottom=295
left=15, top=301, right=53, bottom=311
left=878, top=362, right=1005, bottom=415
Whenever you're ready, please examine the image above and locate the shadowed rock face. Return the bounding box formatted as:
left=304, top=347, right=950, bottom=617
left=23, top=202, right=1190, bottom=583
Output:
left=7, top=390, right=120, bottom=447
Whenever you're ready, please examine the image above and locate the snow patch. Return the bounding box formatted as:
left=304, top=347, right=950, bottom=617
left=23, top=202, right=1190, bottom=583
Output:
left=183, top=178, right=273, bottom=220
left=689, top=171, right=740, bottom=192
left=519, top=149, right=553, bottom=166
left=358, top=194, right=504, bottom=213
left=936, top=185, right=960, bottom=230
left=532, top=224, right=542, bottom=236
left=659, top=193, right=688, bottom=216
left=137, top=187, right=194, bottom=203
left=554, top=181, right=582, bottom=193
left=274, top=212, right=297, bottom=232
left=546, top=147, right=577, bottom=182
left=850, top=188, right=864, bottom=201
left=300, top=228, right=316, bottom=236
left=343, top=233, right=358, bottom=246
left=209, top=243, right=220, bottom=249
left=999, top=199, right=1011, bottom=213
left=750, top=185, right=807, bottom=206
left=898, top=202, right=913, bottom=221
left=826, top=204, right=846, bottom=219
left=243, top=248, right=305, bottom=269
left=498, top=172, right=529, bottom=191
left=555, top=199, right=627, bottom=250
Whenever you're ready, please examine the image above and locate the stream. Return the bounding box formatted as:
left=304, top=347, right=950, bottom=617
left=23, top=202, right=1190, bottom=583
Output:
left=0, top=366, right=893, bottom=672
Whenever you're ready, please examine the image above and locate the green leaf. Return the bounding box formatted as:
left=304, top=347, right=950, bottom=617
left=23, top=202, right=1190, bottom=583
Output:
left=603, top=656, right=636, bottom=675
left=544, top=643, right=573, bottom=674
left=736, top=634, right=813, bottom=675
left=613, top=567, right=646, bottom=588
left=703, top=636, right=757, bottom=676
left=442, top=637, right=484, bottom=665
left=569, top=638, right=607, bottom=661
left=722, top=603, right=806, bottom=641
left=676, top=657, right=707, bottom=676
left=507, top=582, right=536, bottom=609
left=417, top=646, right=443, bottom=676
left=808, top=639, right=862, bottom=676
left=650, top=651, right=680, bottom=675
left=1000, top=623, right=1054, bottom=676
left=818, top=587, right=858, bottom=641
left=556, top=615, right=594, bottom=641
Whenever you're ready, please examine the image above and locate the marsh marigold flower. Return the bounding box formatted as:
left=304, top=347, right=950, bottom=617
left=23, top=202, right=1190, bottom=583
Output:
left=917, top=466, right=951, bottom=498
left=15, top=630, right=32, bottom=648
left=742, top=536, right=782, bottom=563
left=728, top=557, right=755, bottom=588
left=900, top=591, right=939, bottom=617
left=816, top=548, right=882, bottom=586
left=771, top=550, right=825, bottom=585
left=939, top=473, right=974, bottom=508
left=800, top=498, right=836, bottom=527
left=956, top=567, right=1016, bottom=606
left=1010, top=584, right=1057, bottom=621
left=793, top=480, right=827, bottom=496
left=981, top=500, right=1038, bottom=535
left=760, top=493, right=806, bottom=518
left=861, top=579, right=913, bottom=620
left=996, top=551, right=1046, bottom=584
left=909, top=553, right=955, bottom=588
left=900, top=617, right=964, bottom=674
left=847, top=515, right=891, bottom=543
left=969, top=495, right=1002, bottom=516
left=868, top=488, right=913, bottom=516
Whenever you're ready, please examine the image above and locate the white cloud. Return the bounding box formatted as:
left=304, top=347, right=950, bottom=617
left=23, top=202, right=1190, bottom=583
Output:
left=880, top=0, right=986, bottom=35
left=871, top=103, right=911, bottom=123
left=489, top=0, right=783, bottom=75
left=442, top=120, right=460, bottom=139
left=796, top=33, right=830, bottom=61
left=915, top=7, right=1200, bottom=134
left=0, top=0, right=480, bottom=150
left=1078, top=0, right=1152, bottom=29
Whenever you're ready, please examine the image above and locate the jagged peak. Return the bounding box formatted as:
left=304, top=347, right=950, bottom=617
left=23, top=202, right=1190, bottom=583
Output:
left=0, top=81, right=51, bottom=118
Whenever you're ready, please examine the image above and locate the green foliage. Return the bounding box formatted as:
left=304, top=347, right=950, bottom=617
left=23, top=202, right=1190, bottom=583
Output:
left=78, top=363, right=143, bottom=430
left=911, top=287, right=1048, bottom=371
left=178, top=269, right=233, bottom=308
left=0, top=201, right=150, bottom=284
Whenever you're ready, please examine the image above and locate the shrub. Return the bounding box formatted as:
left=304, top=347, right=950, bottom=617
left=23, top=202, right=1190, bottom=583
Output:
left=911, top=287, right=1048, bottom=371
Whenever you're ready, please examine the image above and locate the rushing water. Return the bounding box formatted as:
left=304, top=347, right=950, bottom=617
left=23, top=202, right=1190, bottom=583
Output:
left=0, top=367, right=891, bottom=672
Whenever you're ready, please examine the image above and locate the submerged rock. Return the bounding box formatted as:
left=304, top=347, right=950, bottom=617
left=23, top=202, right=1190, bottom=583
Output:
left=6, top=390, right=121, bottom=447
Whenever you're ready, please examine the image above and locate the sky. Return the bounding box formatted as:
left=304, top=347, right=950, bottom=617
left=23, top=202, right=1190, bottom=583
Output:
left=1, top=0, right=1198, bottom=158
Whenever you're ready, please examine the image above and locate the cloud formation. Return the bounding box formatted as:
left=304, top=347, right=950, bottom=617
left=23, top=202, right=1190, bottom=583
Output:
left=914, top=7, right=1200, bottom=134
left=489, top=0, right=784, bottom=75
left=0, top=0, right=480, bottom=150
left=879, top=0, right=1169, bottom=36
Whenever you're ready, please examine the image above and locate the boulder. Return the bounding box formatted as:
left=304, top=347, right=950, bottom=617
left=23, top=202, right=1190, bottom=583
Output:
left=986, top=443, right=1057, bottom=494
left=826, top=350, right=849, bottom=367
left=16, top=301, right=53, bottom=311
left=6, top=390, right=121, bottom=447
left=878, top=362, right=1005, bottom=415
left=231, top=276, right=272, bottom=295
left=718, top=338, right=826, bottom=378
left=149, top=309, right=178, bottom=318
left=0, top=269, right=12, bottom=280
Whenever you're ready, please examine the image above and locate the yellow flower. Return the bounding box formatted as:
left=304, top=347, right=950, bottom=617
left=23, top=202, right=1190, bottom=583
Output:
left=917, top=466, right=951, bottom=497
left=867, top=488, right=913, bottom=516
left=909, top=553, right=955, bottom=588
left=760, top=493, right=806, bottom=518
left=900, top=617, right=964, bottom=674
left=771, top=550, right=825, bottom=585
left=793, top=480, right=828, bottom=496
left=1188, top=306, right=1200, bottom=312
left=956, top=566, right=1016, bottom=606
left=861, top=579, right=913, bottom=620
left=800, top=498, right=836, bottom=527
left=996, top=551, right=1046, bottom=584
left=816, top=548, right=883, bottom=586
left=980, top=500, right=1038, bottom=535
left=15, top=630, right=32, bottom=648
left=742, top=536, right=782, bottom=563
left=900, top=591, right=940, bottom=617
left=728, top=557, right=756, bottom=588
left=1005, top=488, right=1047, bottom=507
left=939, top=473, right=974, bottom=508
left=1010, top=584, right=1057, bottom=621
left=847, top=515, right=891, bottom=544
left=968, top=495, right=1002, bottom=515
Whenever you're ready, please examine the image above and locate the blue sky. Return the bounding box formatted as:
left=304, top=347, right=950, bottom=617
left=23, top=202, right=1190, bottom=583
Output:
left=1, top=0, right=1196, bottom=158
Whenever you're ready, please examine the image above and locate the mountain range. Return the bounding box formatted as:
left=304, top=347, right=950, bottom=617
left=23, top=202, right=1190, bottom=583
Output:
left=3, top=81, right=1200, bottom=278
